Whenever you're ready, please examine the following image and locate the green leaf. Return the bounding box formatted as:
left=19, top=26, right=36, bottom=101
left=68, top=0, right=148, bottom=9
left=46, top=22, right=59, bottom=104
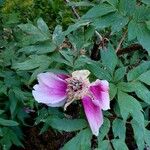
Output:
left=0, top=127, right=23, bottom=149
left=118, top=91, right=144, bottom=127
left=52, top=25, right=65, bottom=46
left=118, top=0, right=136, bottom=16
left=113, top=67, right=126, bottom=82
left=112, top=119, right=126, bottom=141
left=46, top=118, right=87, bottom=132
left=109, top=83, right=117, bottom=100
left=19, top=42, right=56, bottom=54
left=82, top=3, right=116, bottom=19
left=142, top=0, right=150, bottom=6
left=98, top=118, right=110, bottom=141
left=97, top=140, right=112, bottom=150
left=112, top=139, right=128, bottom=150
left=74, top=56, right=91, bottom=69
left=134, top=82, right=150, bottom=105
left=12, top=55, right=50, bottom=70
left=18, top=23, right=49, bottom=44
left=104, top=0, right=118, bottom=7
left=101, top=43, right=118, bottom=74
left=62, top=128, right=92, bottom=150
left=128, top=20, right=137, bottom=41
left=65, top=20, right=90, bottom=35
left=0, top=118, right=19, bottom=126
left=146, top=20, right=150, bottom=30
left=117, top=82, right=136, bottom=93
left=138, top=70, right=150, bottom=85
left=127, top=61, right=150, bottom=81
left=8, top=90, right=17, bottom=118
left=144, top=129, right=150, bottom=146
left=37, top=18, right=50, bottom=36
left=131, top=120, right=145, bottom=150
left=137, top=23, right=150, bottom=51
left=87, top=61, right=112, bottom=81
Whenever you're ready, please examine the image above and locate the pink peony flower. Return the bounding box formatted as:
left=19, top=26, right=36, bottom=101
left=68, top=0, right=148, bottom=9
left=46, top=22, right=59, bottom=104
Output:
left=32, top=70, right=110, bottom=136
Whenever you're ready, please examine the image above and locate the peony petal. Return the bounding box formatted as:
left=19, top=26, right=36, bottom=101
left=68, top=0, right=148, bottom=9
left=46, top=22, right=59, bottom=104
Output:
left=57, top=74, right=70, bottom=80
left=47, top=99, right=66, bottom=107
left=82, top=96, right=103, bottom=136
left=37, top=72, right=67, bottom=90
left=32, top=74, right=67, bottom=105
left=90, top=79, right=110, bottom=110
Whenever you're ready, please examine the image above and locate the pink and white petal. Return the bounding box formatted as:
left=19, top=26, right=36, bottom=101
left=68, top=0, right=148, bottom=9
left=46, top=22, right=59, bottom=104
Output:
left=47, top=99, right=66, bottom=107
left=57, top=74, right=70, bottom=80
left=32, top=83, right=67, bottom=105
left=37, top=72, right=67, bottom=90
left=82, top=96, right=103, bottom=136
left=90, top=80, right=110, bottom=110
left=90, top=79, right=109, bottom=91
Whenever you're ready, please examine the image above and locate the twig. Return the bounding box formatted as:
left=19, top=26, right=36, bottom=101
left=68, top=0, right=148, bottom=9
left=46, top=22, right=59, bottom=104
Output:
left=117, top=44, right=144, bottom=56
left=64, top=0, right=103, bottom=61
left=64, top=0, right=80, bottom=19
left=116, top=30, right=128, bottom=52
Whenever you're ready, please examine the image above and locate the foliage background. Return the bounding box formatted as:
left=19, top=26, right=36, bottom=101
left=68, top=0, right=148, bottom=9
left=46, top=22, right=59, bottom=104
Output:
left=0, top=0, right=150, bottom=150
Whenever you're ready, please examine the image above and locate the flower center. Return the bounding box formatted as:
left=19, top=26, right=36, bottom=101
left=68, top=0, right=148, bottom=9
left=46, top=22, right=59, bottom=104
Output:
left=67, top=78, right=83, bottom=92
left=64, top=77, right=87, bottom=110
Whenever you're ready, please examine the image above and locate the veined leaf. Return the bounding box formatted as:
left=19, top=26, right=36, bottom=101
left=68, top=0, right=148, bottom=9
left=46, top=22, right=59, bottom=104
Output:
left=0, top=118, right=19, bottom=126
left=12, top=55, right=50, bottom=70
left=46, top=118, right=87, bottom=132
left=131, top=120, right=145, bottom=150
left=118, top=91, right=144, bottom=127
left=101, top=43, right=118, bottom=75
left=37, top=18, right=50, bottom=36
left=82, top=3, right=116, bottom=19
left=112, top=119, right=126, bottom=141
left=127, top=61, right=150, bottom=81
left=112, top=139, right=128, bottom=150
left=62, top=128, right=92, bottom=150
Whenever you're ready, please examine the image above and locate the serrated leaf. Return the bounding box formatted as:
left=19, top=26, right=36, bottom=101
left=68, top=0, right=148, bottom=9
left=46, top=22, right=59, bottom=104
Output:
left=101, top=43, right=118, bottom=74
left=62, top=128, right=92, bottom=150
